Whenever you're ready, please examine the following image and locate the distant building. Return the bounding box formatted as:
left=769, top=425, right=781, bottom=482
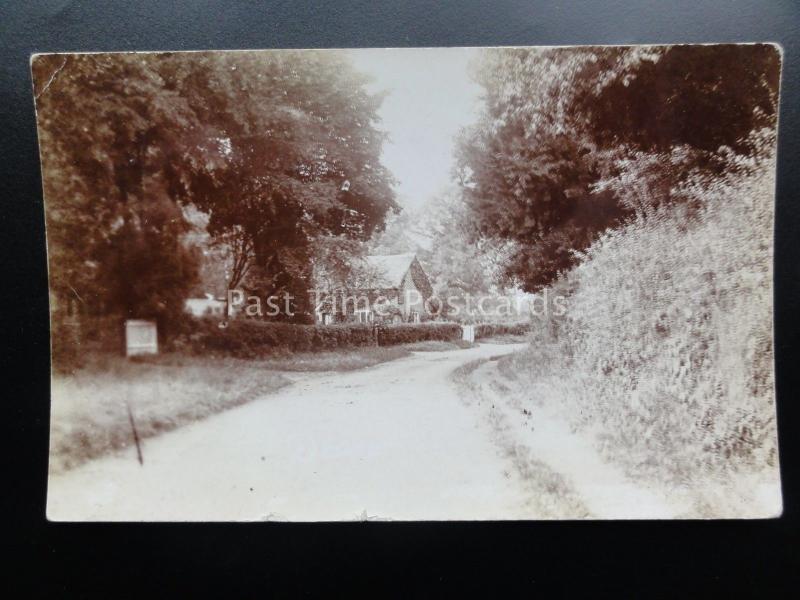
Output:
left=316, top=253, right=433, bottom=325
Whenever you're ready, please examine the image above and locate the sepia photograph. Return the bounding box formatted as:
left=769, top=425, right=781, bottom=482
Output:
left=32, top=44, right=782, bottom=521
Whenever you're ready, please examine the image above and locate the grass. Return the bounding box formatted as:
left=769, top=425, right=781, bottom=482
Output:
left=451, top=357, right=591, bottom=517
left=49, top=355, right=290, bottom=473
left=475, top=334, right=528, bottom=345
left=493, top=158, right=780, bottom=516
left=254, top=345, right=413, bottom=371
left=450, top=357, right=489, bottom=390
left=50, top=327, right=526, bottom=473
left=49, top=338, right=480, bottom=472
left=402, top=339, right=474, bottom=352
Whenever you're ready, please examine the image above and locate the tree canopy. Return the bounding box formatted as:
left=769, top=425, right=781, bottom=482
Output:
left=455, top=44, right=781, bottom=292
left=33, top=50, right=397, bottom=324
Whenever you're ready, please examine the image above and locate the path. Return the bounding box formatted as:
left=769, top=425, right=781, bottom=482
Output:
left=466, top=360, right=687, bottom=519
left=47, top=343, right=531, bottom=521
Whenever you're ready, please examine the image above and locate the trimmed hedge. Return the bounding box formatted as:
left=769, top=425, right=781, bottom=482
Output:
left=186, top=318, right=531, bottom=357
left=190, top=319, right=469, bottom=357
left=60, top=317, right=533, bottom=361
left=376, top=322, right=462, bottom=346
left=190, top=319, right=377, bottom=358
left=49, top=313, right=535, bottom=369
left=474, top=321, right=531, bottom=339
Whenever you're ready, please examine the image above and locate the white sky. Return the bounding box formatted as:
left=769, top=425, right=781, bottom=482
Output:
left=347, top=48, right=482, bottom=211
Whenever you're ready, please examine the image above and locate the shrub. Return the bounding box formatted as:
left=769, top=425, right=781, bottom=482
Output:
left=474, top=322, right=531, bottom=339
left=376, top=322, right=462, bottom=346
left=50, top=317, right=85, bottom=374
left=184, top=318, right=533, bottom=355
left=189, top=319, right=377, bottom=358
left=50, top=314, right=127, bottom=373
left=512, top=155, right=778, bottom=499
left=60, top=314, right=532, bottom=364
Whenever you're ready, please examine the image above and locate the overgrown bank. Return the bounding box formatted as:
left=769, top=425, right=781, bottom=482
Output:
left=502, top=159, right=779, bottom=516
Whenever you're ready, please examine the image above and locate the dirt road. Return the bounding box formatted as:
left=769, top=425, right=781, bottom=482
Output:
left=47, top=343, right=532, bottom=521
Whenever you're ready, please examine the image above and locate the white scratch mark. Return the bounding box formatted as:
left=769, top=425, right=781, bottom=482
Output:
left=35, top=57, right=68, bottom=100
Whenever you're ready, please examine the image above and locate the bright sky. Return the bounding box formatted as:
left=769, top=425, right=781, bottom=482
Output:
left=347, top=48, right=482, bottom=211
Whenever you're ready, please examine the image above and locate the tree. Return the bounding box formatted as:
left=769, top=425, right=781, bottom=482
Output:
left=32, top=53, right=205, bottom=330
left=33, top=50, right=398, bottom=329
left=455, top=45, right=780, bottom=292
left=367, top=209, right=422, bottom=256
left=580, top=44, right=781, bottom=218
left=455, top=48, right=632, bottom=291
left=580, top=44, right=780, bottom=158
left=92, top=178, right=199, bottom=330
left=422, top=187, right=508, bottom=296
left=160, top=51, right=398, bottom=321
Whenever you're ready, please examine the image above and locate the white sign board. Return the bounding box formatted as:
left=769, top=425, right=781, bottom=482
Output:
left=125, top=319, right=158, bottom=356
left=461, top=324, right=475, bottom=343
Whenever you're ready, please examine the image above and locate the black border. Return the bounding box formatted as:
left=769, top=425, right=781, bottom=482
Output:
left=3, top=1, right=799, bottom=595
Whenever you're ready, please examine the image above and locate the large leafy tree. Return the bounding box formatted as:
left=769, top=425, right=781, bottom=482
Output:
left=455, top=48, right=632, bottom=292
left=581, top=44, right=780, bottom=157
left=160, top=51, right=397, bottom=321
left=456, top=44, right=780, bottom=292
left=32, top=53, right=203, bottom=331
left=422, top=188, right=508, bottom=296
left=34, top=50, right=397, bottom=329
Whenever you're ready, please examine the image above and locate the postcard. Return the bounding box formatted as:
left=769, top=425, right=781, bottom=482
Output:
left=33, top=44, right=782, bottom=520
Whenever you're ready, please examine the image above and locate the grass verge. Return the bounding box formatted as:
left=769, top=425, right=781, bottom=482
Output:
left=50, top=356, right=290, bottom=473
left=50, top=340, right=472, bottom=472
left=402, top=339, right=474, bottom=352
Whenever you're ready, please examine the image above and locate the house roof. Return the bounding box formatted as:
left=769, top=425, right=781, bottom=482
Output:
left=364, top=253, right=418, bottom=288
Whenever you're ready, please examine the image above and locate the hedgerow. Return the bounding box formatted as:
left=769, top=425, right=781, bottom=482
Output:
left=184, top=319, right=533, bottom=355
left=508, top=152, right=779, bottom=514
left=474, top=322, right=531, bottom=339
left=188, top=319, right=377, bottom=358
left=376, top=322, right=462, bottom=346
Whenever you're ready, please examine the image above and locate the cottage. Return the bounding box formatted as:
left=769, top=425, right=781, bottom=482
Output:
left=316, top=253, right=433, bottom=325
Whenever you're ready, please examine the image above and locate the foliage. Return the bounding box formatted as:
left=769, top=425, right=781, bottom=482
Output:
left=193, top=319, right=377, bottom=357
left=509, top=158, right=778, bottom=509
left=581, top=44, right=780, bottom=156
left=474, top=322, right=531, bottom=339
left=367, top=208, right=424, bottom=256
left=33, top=50, right=398, bottom=334
left=159, top=51, right=398, bottom=320
left=310, top=234, right=390, bottom=300
left=456, top=44, right=781, bottom=292
left=422, top=187, right=511, bottom=300
left=92, top=179, right=200, bottom=335
left=32, top=53, right=203, bottom=325
left=376, top=322, right=462, bottom=346
left=181, top=318, right=490, bottom=356
left=455, top=48, right=633, bottom=291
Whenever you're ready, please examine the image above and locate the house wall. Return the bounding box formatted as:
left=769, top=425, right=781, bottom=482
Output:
left=400, top=271, right=425, bottom=319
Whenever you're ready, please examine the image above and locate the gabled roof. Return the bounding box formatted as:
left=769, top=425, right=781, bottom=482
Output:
left=364, top=253, right=418, bottom=288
